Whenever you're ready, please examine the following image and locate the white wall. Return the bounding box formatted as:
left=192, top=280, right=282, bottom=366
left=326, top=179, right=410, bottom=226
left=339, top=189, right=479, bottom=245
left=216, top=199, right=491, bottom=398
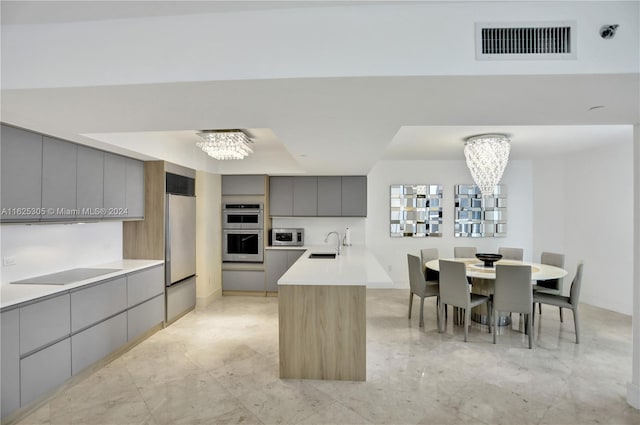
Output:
left=3, top=2, right=637, bottom=89
left=195, top=171, right=222, bottom=306
left=272, top=217, right=365, bottom=247
left=0, top=221, right=122, bottom=284
left=365, top=159, right=533, bottom=287
left=571, top=141, right=630, bottom=314
left=533, top=139, right=634, bottom=314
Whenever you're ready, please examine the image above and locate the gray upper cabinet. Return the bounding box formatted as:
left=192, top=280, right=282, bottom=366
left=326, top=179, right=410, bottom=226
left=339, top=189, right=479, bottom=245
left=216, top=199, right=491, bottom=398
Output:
left=341, top=176, right=367, bottom=217
left=42, top=137, right=78, bottom=221
left=103, top=153, right=127, bottom=218
left=76, top=146, right=104, bottom=219
left=125, top=158, right=144, bottom=219
left=269, top=176, right=294, bottom=216
left=0, top=125, right=144, bottom=223
left=317, top=177, right=342, bottom=216
left=293, top=177, right=317, bottom=216
left=269, top=175, right=367, bottom=217
left=0, top=125, right=43, bottom=221
left=222, top=175, right=265, bottom=195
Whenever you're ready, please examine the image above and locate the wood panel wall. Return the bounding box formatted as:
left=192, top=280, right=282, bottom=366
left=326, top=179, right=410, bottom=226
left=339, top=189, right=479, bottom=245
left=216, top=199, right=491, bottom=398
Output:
left=123, top=161, right=165, bottom=260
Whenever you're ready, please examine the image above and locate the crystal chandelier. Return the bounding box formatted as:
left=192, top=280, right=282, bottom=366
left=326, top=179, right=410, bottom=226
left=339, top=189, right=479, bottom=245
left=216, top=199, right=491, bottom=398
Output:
left=196, top=130, right=253, bottom=160
left=463, top=134, right=511, bottom=197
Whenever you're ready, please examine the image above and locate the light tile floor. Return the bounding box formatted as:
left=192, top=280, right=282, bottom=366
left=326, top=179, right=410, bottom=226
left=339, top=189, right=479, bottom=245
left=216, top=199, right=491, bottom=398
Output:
left=16, top=289, right=640, bottom=425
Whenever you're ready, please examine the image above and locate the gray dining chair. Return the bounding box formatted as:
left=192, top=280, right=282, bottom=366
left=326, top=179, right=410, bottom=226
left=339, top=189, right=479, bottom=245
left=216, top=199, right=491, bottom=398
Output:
left=533, top=251, right=565, bottom=320
left=498, top=247, right=523, bottom=261
left=454, top=246, right=477, bottom=258
left=438, top=260, right=491, bottom=342
left=493, top=264, right=533, bottom=348
left=420, top=248, right=439, bottom=281
left=533, top=262, right=584, bottom=344
left=407, top=254, right=440, bottom=328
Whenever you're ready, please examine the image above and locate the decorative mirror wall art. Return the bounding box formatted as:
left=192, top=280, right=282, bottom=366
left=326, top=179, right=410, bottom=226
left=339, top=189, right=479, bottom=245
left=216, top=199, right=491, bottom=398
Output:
left=390, top=184, right=443, bottom=237
left=454, top=184, right=507, bottom=237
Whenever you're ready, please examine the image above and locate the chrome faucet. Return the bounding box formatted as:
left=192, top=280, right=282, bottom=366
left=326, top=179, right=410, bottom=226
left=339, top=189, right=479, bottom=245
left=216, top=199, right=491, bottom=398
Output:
left=324, top=231, right=342, bottom=255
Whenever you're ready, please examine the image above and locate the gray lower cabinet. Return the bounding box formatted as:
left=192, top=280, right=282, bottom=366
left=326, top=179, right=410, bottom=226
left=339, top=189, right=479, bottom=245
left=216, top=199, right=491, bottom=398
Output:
left=20, top=338, right=71, bottom=407
left=293, top=177, right=318, bottom=216
left=71, top=277, right=127, bottom=333
left=41, top=137, right=77, bottom=220
left=1, top=265, right=164, bottom=419
left=71, top=313, right=127, bottom=375
left=317, top=176, right=342, bottom=216
left=1, top=309, right=20, bottom=419
left=76, top=146, right=104, bottom=219
left=125, top=158, right=144, bottom=219
left=265, top=251, right=288, bottom=292
left=127, top=265, right=164, bottom=308
left=20, top=294, right=71, bottom=355
left=222, top=270, right=265, bottom=292
left=222, top=175, right=266, bottom=195
left=269, top=176, right=293, bottom=216
left=341, top=176, right=367, bottom=217
left=166, top=276, right=196, bottom=322
left=265, top=250, right=304, bottom=292
left=128, top=295, right=164, bottom=341
left=103, top=153, right=127, bottom=218
left=0, top=125, right=43, bottom=222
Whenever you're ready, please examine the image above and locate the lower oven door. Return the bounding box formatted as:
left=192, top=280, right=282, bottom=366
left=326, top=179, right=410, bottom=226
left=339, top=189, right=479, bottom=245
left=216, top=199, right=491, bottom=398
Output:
left=222, top=229, right=264, bottom=262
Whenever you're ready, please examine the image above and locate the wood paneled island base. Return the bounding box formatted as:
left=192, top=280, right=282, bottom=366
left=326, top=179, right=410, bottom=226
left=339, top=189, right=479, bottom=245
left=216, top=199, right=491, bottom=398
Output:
left=278, top=284, right=366, bottom=381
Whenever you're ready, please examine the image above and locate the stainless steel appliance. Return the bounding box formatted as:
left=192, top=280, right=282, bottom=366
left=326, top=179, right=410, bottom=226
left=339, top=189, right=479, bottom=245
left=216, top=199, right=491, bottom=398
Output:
left=165, top=172, right=197, bottom=323
left=222, top=203, right=263, bottom=229
left=222, top=229, right=263, bottom=262
left=271, top=228, right=304, bottom=246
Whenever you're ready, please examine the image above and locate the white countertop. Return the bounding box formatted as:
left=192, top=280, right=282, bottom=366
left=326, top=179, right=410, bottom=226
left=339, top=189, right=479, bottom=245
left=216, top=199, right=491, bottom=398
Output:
left=278, top=245, right=392, bottom=287
left=1, top=259, right=164, bottom=310
left=265, top=245, right=307, bottom=250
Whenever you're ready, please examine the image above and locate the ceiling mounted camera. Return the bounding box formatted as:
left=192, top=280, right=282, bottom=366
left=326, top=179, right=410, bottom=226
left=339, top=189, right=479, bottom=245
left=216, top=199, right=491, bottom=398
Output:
left=600, top=24, right=619, bottom=39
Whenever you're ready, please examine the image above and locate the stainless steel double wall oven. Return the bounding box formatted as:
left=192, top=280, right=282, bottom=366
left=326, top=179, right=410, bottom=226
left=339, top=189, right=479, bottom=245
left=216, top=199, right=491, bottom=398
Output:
left=222, top=203, right=264, bottom=262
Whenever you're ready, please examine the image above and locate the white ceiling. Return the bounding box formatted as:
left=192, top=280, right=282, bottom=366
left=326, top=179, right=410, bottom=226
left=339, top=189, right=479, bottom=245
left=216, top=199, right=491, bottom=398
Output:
left=1, top=1, right=638, bottom=175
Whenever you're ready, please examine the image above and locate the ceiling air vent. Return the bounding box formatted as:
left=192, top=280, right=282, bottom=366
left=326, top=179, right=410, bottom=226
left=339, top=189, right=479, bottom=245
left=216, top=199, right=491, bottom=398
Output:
left=475, top=21, right=576, bottom=60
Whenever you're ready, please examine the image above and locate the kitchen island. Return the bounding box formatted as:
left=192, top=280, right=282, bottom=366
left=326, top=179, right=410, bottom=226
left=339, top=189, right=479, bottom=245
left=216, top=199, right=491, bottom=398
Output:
left=278, top=245, right=391, bottom=381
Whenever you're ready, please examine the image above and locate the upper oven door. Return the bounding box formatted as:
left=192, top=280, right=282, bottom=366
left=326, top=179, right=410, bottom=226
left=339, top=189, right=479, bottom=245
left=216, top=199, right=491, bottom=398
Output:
left=222, top=209, right=263, bottom=229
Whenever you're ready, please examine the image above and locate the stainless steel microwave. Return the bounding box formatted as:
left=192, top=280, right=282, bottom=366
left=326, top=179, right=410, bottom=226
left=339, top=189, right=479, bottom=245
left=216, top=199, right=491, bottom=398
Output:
left=271, top=228, right=304, bottom=246
left=222, top=203, right=263, bottom=229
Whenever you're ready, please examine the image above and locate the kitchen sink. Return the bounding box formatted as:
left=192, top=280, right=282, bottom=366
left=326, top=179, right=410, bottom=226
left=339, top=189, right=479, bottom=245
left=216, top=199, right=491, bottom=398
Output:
left=308, top=253, right=337, bottom=259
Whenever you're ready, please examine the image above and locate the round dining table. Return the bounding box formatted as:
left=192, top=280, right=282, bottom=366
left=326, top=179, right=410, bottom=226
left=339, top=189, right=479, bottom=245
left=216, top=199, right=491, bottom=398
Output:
left=425, top=258, right=568, bottom=326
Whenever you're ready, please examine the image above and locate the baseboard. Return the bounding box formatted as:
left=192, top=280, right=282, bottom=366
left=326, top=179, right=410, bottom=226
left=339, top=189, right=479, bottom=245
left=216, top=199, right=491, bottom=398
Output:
left=196, top=288, right=221, bottom=308
left=222, top=290, right=267, bottom=297
left=628, top=382, right=640, bottom=409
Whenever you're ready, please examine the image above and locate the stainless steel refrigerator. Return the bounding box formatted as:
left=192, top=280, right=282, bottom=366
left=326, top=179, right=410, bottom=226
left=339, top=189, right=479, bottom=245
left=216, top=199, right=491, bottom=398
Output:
left=165, top=192, right=196, bottom=323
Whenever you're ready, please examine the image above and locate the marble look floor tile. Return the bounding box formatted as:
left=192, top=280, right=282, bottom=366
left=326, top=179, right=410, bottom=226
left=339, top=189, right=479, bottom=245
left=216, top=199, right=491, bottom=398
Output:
left=237, top=379, right=336, bottom=424
left=296, top=401, right=372, bottom=424
left=136, top=372, right=241, bottom=425
left=12, top=290, right=638, bottom=425
left=208, top=353, right=280, bottom=398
